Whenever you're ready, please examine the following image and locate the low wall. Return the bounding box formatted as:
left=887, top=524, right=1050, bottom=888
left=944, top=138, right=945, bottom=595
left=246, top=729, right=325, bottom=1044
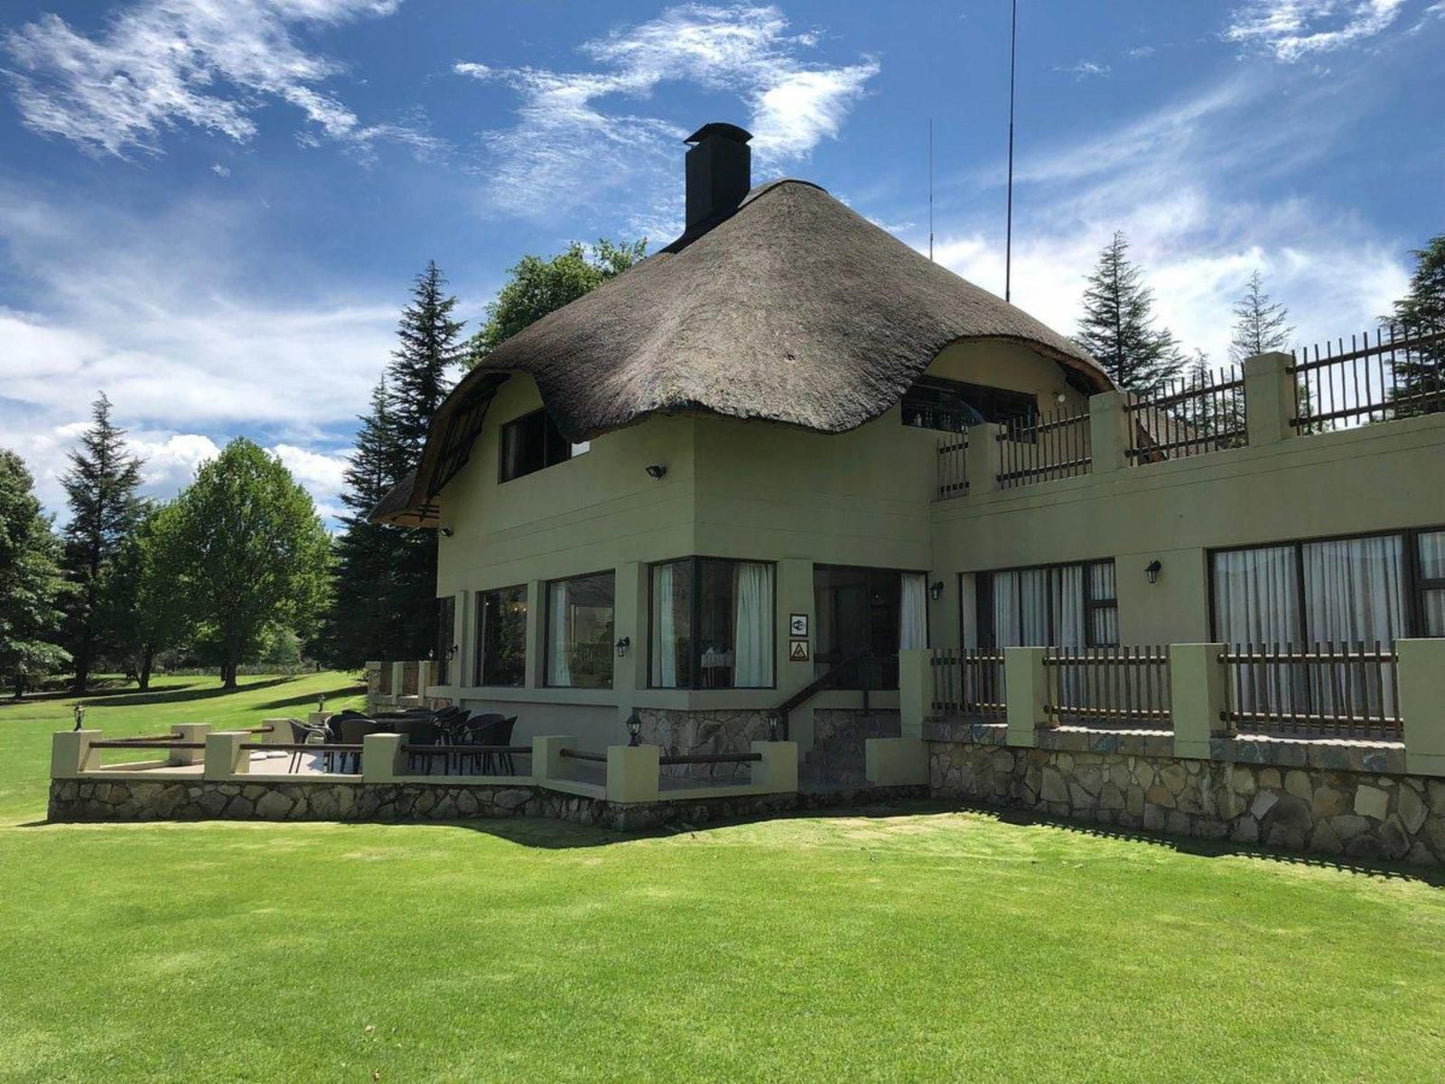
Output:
left=928, top=736, right=1444, bottom=866
left=48, top=777, right=927, bottom=832
left=635, top=708, right=772, bottom=780
left=807, top=709, right=901, bottom=787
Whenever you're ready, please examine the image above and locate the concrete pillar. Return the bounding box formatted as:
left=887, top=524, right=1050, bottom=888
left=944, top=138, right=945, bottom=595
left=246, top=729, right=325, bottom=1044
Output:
left=605, top=744, right=660, bottom=804
left=1400, top=639, right=1445, bottom=777
left=1169, top=643, right=1230, bottom=759
left=752, top=741, right=799, bottom=793
left=967, top=423, right=1006, bottom=494
left=533, top=735, right=577, bottom=786
left=614, top=561, right=644, bottom=725
left=51, top=729, right=101, bottom=779
left=899, top=648, right=932, bottom=739
left=362, top=732, right=406, bottom=783
left=776, top=558, right=815, bottom=750
left=389, top=662, right=406, bottom=699
left=1088, top=390, right=1132, bottom=473
left=168, top=723, right=210, bottom=767
left=1244, top=352, right=1296, bottom=446
left=204, top=731, right=250, bottom=780
left=416, top=660, right=435, bottom=698
left=1004, top=646, right=1051, bottom=748
left=525, top=581, right=545, bottom=689
left=864, top=737, right=928, bottom=786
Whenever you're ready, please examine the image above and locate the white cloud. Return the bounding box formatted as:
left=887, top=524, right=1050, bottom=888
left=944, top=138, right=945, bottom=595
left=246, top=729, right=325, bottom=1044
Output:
left=210, top=163, right=231, bottom=178
left=2, top=0, right=436, bottom=158
left=1055, top=60, right=1112, bottom=80
left=1224, top=0, right=1407, bottom=60
left=454, top=3, right=878, bottom=222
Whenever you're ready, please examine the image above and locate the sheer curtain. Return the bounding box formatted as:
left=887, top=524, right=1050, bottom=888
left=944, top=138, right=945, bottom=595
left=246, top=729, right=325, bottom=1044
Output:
left=900, top=573, right=928, bottom=650
left=651, top=563, right=678, bottom=688
left=548, top=581, right=572, bottom=686
left=993, top=572, right=1021, bottom=647
left=1054, top=566, right=1085, bottom=648
left=733, top=562, right=774, bottom=687
left=1303, top=536, right=1406, bottom=715
left=1019, top=569, right=1050, bottom=645
left=1212, top=546, right=1300, bottom=712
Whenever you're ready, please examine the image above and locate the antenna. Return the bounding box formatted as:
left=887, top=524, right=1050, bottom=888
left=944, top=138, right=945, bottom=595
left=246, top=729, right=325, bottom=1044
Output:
left=1005, top=0, right=1018, bottom=303
left=928, top=117, right=934, bottom=262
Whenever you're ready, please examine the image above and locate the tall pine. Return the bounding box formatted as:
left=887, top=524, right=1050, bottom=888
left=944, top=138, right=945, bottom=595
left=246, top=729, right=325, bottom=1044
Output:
left=60, top=393, right=142, bottom=691
left=1230, top=270, right=1293, bottom=362
left=1388, top=235, right=1445, bottom=417
left=1076, top=231, right=1184, bottom=395
left=0, top=450, right=72, bottom=697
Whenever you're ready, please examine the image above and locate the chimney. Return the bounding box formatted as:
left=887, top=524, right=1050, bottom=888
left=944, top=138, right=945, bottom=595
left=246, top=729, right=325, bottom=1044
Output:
left=684, top=123, right=753, bottom=232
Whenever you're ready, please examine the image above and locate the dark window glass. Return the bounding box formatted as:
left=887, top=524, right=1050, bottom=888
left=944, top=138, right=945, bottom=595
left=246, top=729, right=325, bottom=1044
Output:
left=975, top=559, right=1117, bottom=648
left=649, top=559, right=775, bottom=689
left=436, top=595, right=456, bottom=684
left=901, top=377, right=1038, bottom=433
left=499, top=409, right=586, bottom=482
left=477, top=585, right=527, bottom=687
left=813, top=566, right=905, bottom=689
left=546, top=571, right=615, bottom=688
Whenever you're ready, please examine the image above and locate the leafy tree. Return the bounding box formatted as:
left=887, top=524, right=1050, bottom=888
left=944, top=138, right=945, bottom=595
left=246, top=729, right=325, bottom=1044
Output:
left=99, top=501, right=185, bottom=690
left=1230, top=270, right=1294, bottom=362
left=1076, top=231, right=1184, bottom=395
left=1387, top=235, right=1445, bottom=417
left=156, top=439, right=331, bottom=688
left=468, top=239, right=647, bottom=363
left=60, top=393, right=143, bottom=690
left=0, top=450, right=72, bottom=697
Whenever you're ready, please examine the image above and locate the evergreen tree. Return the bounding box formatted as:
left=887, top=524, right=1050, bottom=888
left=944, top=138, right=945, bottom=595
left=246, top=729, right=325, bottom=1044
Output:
left=388, top=261, right=466, bottom=462
left=1076, top=231, right=1184, bottom=395
left=1387, top=235, right=1445, bottom=417
left=1229, top=270, right=1294, bottom=362
left=0, top=450, right=72, bottom=697
left=99, top=502, right=185, bottom=690
left=60, top=393, right=143, bottom=691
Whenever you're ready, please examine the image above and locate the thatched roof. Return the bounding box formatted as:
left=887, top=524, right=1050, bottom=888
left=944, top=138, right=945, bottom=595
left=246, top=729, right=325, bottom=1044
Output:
left=372, top=178, right=1107, bottom=525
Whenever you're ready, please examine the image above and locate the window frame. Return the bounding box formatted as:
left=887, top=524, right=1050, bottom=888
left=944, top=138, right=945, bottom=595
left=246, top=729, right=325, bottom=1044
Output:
left=498, top=408, right=586, bottom=484
left=646, top=556, right=778, bottom=691
left=474, top=584, right=528, bottom=689
left=542, top=568, right=617, bottom=689
left=1207, top=525, right=1445, bottom=643
left=811, top=563, right=931, bottom=690
left=436, top=595, right=456, bottom=685
left=972, top=557, right=1118, bottom=649
left=900, top=376, right=1040, bottom=433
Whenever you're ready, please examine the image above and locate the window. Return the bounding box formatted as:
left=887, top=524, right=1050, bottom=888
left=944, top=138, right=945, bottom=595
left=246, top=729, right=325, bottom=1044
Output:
left=649, top=558, right=775, bottom=689
left=436, top=595, right=456, bottom=684
left=813, top=566, right=928, bottom=689
left=476, top=585, right=527, bottom=687
left=499, top=409, right=588, bottom=482
left=901, top=377, right=1038, bottom=433
left=1419, top=530, right=1445, bottom=636
left=545, top=571, right=615, bottom=688
left=975, top=559, right=1117, bottom=648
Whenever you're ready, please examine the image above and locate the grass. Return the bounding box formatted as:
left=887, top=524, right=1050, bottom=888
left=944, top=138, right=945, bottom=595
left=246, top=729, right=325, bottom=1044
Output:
left=2, top=677, right=1444, bottom=1081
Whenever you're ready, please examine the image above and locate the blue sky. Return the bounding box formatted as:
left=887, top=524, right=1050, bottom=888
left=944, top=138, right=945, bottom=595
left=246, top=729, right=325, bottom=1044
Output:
left=2, top=0, right=1441, bottom=524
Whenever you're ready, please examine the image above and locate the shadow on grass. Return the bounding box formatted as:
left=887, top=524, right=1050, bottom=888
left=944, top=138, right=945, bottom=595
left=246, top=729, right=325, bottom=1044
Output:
left=253, top=684, right=366, bottom=712
left=0, top=680, right=178, bottom=708
left=79, top=677, right=292, bottom=710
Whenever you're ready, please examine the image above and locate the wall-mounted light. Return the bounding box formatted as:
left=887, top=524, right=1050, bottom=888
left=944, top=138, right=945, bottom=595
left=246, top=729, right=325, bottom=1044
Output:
left=929, top=580, right=945, bottom=601
left=1054, top=392, right=1068, bottom=405
left=645, top=464, right=667, bottom=480
left=1145, top=559, right=1163, bottom=585
left=439, top=527, right=454, bottom=537
left=625, top=711, right=642, bottom=747
left=615, top=636, right=631, bottom=657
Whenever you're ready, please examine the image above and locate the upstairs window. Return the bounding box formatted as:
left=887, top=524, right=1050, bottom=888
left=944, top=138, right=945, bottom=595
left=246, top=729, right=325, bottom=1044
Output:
left=901, top=377, right=1038, bottom=433
left=499, top=409, right=589, bottom=482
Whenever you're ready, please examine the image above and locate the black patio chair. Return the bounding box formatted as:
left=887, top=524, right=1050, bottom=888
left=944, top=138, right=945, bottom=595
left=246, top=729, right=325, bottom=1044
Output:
left=285, top=718, right=327, bottom=773
left=396, top=717, right=441, bottom=774
left=337, top=717, right=385, bottom=773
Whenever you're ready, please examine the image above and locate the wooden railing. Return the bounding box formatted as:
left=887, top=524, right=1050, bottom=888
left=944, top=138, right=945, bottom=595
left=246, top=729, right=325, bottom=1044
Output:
left=1220, top=642, right=1401, bottom=738
left=997, top=409, right=1092, bottom=488
left=929, top=648, right=1006, bottom=720
left=1127, top=365, right=1247, bottom=463
left=1043, top=646, right=1172, bottom=729
left=935, top=432, right=969, bottom=500
left=1290, top=325, right=1445, bottom=434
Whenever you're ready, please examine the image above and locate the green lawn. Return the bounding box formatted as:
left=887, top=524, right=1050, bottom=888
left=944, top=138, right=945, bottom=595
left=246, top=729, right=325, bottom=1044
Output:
left=2, top=677, right=1444, bottom=1082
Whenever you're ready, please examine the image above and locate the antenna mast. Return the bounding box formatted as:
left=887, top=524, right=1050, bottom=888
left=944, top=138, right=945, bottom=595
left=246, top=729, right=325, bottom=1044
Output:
left=1005, top=0, right=1018, bottom=303
left=928, top=117, right=934, bottom=262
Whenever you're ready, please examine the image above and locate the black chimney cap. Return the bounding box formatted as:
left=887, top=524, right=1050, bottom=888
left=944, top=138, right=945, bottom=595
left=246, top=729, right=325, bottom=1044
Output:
left=684, top=122, right=752, bottom=146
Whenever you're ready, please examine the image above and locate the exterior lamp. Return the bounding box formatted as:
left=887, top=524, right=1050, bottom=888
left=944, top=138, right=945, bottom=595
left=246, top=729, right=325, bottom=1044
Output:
left=767, top=712, right=781, bottom=742
left=615, top=636, right=631, bottom=657
left=929, top=580, right=944, bottom=601
left=626, top=711, right=642, bottom=746
left=439, top=527, right=454, bottom=537
left=1145, top=560, right=1163, bottom=585
left=73, top=704, right=85, bottom=731
left=645, top=464, right=667, bottom=480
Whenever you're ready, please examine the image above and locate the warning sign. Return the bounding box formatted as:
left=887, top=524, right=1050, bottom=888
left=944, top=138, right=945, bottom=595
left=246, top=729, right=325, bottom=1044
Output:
left=789, top=639, right=810, bottom=662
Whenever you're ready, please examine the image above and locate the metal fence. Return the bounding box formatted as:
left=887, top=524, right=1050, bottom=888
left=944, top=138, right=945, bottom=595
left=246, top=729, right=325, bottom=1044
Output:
left=1220, top=642, right=1401, bottom=738
left=930, top=648, right=1006, bottom=720
left=996, top=409, right=1092, bottom=489
left=1042, top=646, right=1173, bottom=729
left=1127, top=364, right=1247, bottom=463
left=936, top=432, right=969, bottom=501
left=1290, top=325, right=1445, bottom=435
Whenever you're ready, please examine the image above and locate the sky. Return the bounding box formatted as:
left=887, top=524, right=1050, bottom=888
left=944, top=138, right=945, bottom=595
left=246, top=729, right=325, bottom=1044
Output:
left=1, top=0, right=1441, bottom=526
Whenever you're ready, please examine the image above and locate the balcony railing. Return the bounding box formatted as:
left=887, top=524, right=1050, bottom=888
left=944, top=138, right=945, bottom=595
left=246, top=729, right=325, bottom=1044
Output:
left=996, top=408, right=1092, bottom=489
left=1126, top=364, right=1247, bottom=464
left=1220, top=642, right=1401, bottom=738
left=1291, top=325, right=1445, bottom=435
left=929, top=648, right=1006, bottom=720
left=1043, top=646, right=1172, bottom=729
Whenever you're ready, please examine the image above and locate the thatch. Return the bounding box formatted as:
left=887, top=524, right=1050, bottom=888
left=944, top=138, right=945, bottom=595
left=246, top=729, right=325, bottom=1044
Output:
left=372, top=179, right=1107, bottom=524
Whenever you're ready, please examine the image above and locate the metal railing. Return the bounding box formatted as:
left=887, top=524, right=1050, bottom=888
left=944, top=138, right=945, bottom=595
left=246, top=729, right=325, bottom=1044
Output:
left=1220, top=642, right=1401, bottom=738
left=1127, top=364, right=1247, bottom=463
left=935, top=432, right=969, bottom=500
left=997, top=409, right=1092, bottom=488
left=1290, top=325, right=1445, bottom=434
left=1043, top=646, right=1172, bottom=729
left=929, top=648, right=1006, bottom=720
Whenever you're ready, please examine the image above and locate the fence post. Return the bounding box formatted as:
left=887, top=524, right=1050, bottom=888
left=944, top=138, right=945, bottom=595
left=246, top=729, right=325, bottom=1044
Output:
left=169, top=723, right=210, bottom=767
left=1400, top=639, right=1445, bottom=777
left=966, top=423, right=1005, bottom=494
left=899, top=649, right=932, bottom=739
left=204, top=731, right=250, bottom=780
left=362, top=732, right=405, bottom=783
left=605, top=744, right=660, bottom=804
left=1004, top=647, right=1051, bottom=747
left=1244, top=352, right=1294, bottom=445
left=1088, top=390, right=1131, bottom=473
left=533, top=735, right=577, bottom=787
left=51, top=729, right=101, bottom=779
left=752, top=741, right=799, bottom=793
left=1169, top=643, right=1229, bottom=759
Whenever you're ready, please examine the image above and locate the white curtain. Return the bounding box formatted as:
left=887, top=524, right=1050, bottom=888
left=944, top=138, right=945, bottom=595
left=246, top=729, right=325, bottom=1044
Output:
left=993, top=572, right=1021, bottom=647
left=1055, top=565, right=1085, bottom=649
left=900, top=573, right=928, bottom=651
left=548, top=580, right=572, bottom=686
left=733, top=562, right=774, bottom=687
left=1019, top=569, right=1050, bottom=645
left=1088, top=562, right=1118, bottom=646
left=1212, top=546, right=1300, bottom=648
left=1303, top=536, right=1406, bottom=717
left=651, top=563, right=678, bottom=688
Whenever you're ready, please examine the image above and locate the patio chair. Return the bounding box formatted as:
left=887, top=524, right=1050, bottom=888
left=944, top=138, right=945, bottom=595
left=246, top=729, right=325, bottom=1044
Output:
left=286, top=718, right=328, bottom=773
left=396, top=717, right=441, bottom=774
left=337, top=717, right=384, bottom=773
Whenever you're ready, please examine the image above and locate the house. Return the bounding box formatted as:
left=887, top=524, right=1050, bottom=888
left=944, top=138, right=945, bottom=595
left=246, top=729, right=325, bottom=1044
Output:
left=373, top=122, right=1445, bottom=778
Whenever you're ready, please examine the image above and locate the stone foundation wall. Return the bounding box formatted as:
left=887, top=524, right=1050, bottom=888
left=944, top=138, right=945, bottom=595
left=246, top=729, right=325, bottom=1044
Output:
left=634, top=709, right=773, bottom=780
left=929, top=740, right=1444, bottom=866
left=807, top=709, right=901, bottom=787
left=48, top=778, right=926, bottom=832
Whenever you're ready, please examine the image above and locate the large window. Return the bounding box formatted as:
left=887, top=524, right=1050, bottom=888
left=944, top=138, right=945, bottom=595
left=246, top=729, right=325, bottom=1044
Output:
left=901, top=377, right=1038, bottom=433
left=975, top=559, right=1118, bottom=648
left=499, top=409, right=589, bottom=482
left=649, top=558, right=775, bottom=689
left=545, top=571, right=615, bottom=688
left=813, top=566, right=929, bottom=689
left=476, top=585, right=527, bottom=687
left=436, top=595, right=456, bottom=685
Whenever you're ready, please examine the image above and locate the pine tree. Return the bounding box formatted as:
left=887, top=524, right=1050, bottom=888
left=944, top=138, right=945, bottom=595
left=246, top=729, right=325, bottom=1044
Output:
left=388, top=262, right=466, bottom=462
left=0, top=450, right=72, bottom=697
left=1076, top=231, right=1184, bottom=395
left=1388, top=235, right=1445, bottom=417
left=60, top=393, right=143, bottom=691
left=1230, top=270, right=1294, bottom=362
